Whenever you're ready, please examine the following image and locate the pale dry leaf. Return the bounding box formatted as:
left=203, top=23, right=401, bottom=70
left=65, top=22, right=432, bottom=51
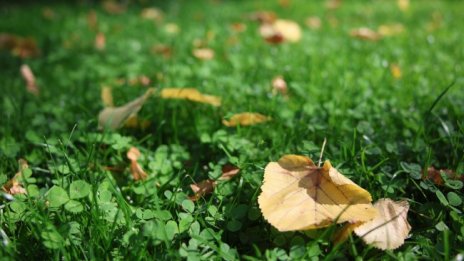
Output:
left=20, top=64, right=39, bottom=95
left=192, top=48, right=215, bottom=60
left=272, top=75, right=288, bottom=95
left=354, top=198, right=411, bottom=250
left=160, top=88, right=221, bottom=106
left=222, top=112, right=270, bottom=127
left=273, top=19, right=302, bottom=43
left=258, top=155, right=378, bottom=231
left=259, top=23, right=284, bottom=44
left=306, top=16, right=322, bottom=30
left=350, top=27, right=382, bottom=41
left=141, top=7, right=163, bottom=22
left=101, top=86, right=113, bottom=107
left=98, top=88, right=154, bottom=130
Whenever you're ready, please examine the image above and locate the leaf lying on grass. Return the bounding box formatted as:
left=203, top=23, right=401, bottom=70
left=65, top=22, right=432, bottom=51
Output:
left=98, top=88, right=154, bottom=130
left=350, top=28, right=382, bottom=41
left=272, top=75, right=287, bottom=95
left=222, top=112, right=270, bottom=127
left=140, top=7, right=163, bottom=22
left=378, top=23, right=405, bottom=37
left=258, top=155, right=378, bottom=231
left=20, top=64, right=39, bottom=95
left=423, top=166, right=463, bottom=185
left=127, top=147, right=148, bottom=181
left=192, top=48, right=215, bottom=60
left=101, top=86, right=114, bottom=107
left=0, top=33, right=40, bottom=58
left=189, top=164, right=240, bottom=201
left=2, top=159, right=29, bottom=195
left=354, top=199, right=411, bottom=250
left=160, top=88, right=221, bottom=106
left=259, top=19, right=302, bottom=44
left=95, top=32, right=105, bottom=50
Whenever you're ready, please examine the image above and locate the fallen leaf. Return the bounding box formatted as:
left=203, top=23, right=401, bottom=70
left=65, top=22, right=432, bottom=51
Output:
left=230, top=23, right=247, bottom=33
left=151, top=43, right=172, bottom=58
left=98, top=88, right=154, bottom=130
left=42, top=7, right=56, bottom=20
left=423, top=167, right=462, bottom=185
left=101, top=86, right=113, bottom=107
left=160, top=88, right=221, bottom=107
left=128, top=75, right=151, bottom=86
left=222, top=112, right=270, bottom=127
left=326, top=0, right=342, bottom=10
left=354, top=198, right=411, bottom=250
left=378, top=23, right=405, bottom=37
left=164, top=23, right=180, bottom=34
left=306, top=16, right=322, bottom=30
left=397, top=0, right=410, bottom=12
left=192, top=48, right=215, bottom=60
left=2, top=159, right=29, bottom=195
left=20, top=64, right=39, bottom=95
left=272, top=75, right=288, bottom=95
left=260, top=19, right=302, bottom=44
left=259, top=24, right=284, bottom=44
left=390, top=64, right=402, bottom=79
left=332, top=222, right=361, bottom=245
left=141, top=7, right=163, bottom=22
left=102, top=1, right=126, bottom=14
left=249, top=11, right=277, bottom=24
left=87, top=10, right=98, bottom=31
left=95, top=32, right=106, bottom=50
left=127, top=147, right=147, bottom=181
left=189, top=164, right=240, bottom=201
left=350, top=27, right=382, bottom=41
left=258, top=155, right=378, bottom=231
left=124, top=114, right=151, bottom=129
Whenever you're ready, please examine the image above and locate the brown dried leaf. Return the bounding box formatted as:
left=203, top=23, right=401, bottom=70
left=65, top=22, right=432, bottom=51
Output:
left=350, top=27, right=382, bottom=41
left=127, top=147, right=147, bottom=181
left=220, top=164, right=240, bottom=181
left=12, top=37, right=40, bottom=58
left=423, top=167, right=462, bottom=186
left=151, top=44, right=172, bottom=58
left=223, top=112, right=271, bottom=127
left=20, top=64, right=39, bottom=96
left=160, top=88, right=221, bottom=107
left=230, top=23, right=247, bottom=33
left=189, top=179, right=216, bottom=201
left=249, top=11, right=277, bottom=24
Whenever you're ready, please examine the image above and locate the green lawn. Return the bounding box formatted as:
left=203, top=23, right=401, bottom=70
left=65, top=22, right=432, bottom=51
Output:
left=0, top=0, right=463, bottom=259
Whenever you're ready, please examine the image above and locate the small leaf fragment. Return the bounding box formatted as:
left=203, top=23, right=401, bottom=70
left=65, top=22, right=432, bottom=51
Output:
left=2, top=159, right=29, bottom=195
left=160, top=88, right=221, bottom=107
left=350, top=27, right=382, bottom=41
left=192, top=48, right=215, bottom=60
left=20, top=64, right=39, bottom=95
left=127, top=147, right=148, bottom=181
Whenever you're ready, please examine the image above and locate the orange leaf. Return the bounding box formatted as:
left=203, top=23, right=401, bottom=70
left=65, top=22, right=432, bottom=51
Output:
left=2, top=159, right=29, bottom=195
left=20, top=64, right=39, bottom=95
left=222, top=112, right=270, bottom=127
left=423, top=166, right=462, bottom=186
left=192, top=48, right=215, bottom=60
left=95, top=32, right=106, bottom=50
left=160, top=88, right=221, bottom=107
left=127, top=147, right=147, bottom=181
left=220, top=164, right=240, bottom=181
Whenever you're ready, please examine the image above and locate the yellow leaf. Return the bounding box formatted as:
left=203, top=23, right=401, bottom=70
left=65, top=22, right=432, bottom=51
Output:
left=222, top=112, right=270, bottom=127
left=98, top=88, right=154, bottom=130
left=378, top=23, right=405, bottom=37
left=397, top=0, right=410, bottom=12
left=101, top=86, right=114, bottom=107
left=140, top=7, right=163, bottom=21
left=354, top=198, right=411, bottom=250
left=273, top=19, right=302, bottom=43
left=390, top=64, right=402, bottom=79
left=258, top=155, right=378, bottom=231
left=160, top=88, right=221, bottom=107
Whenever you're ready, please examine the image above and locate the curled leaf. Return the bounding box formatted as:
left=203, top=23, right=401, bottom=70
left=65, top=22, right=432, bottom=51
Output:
left=354, top=198, right=411, bottom=250
left=20, top=64, right=39, bottom=95
left=258, top=155, right=378, bottom=231
left=127, top=147, right=148, bottom=181
left=2, top=159, right=29, bottom=195
left=222, top=112, right=270, bottom=127
left=350, top=27, right=382, bottom=41
left=160, top=88, right=221, bottom=107
left=189, top=164, right=240, bottom=201
left=98, top=88, right=154, bottom=130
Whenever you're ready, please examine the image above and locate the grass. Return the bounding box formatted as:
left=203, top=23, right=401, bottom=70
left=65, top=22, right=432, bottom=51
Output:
left=1, top=0, right=463, bottom=259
